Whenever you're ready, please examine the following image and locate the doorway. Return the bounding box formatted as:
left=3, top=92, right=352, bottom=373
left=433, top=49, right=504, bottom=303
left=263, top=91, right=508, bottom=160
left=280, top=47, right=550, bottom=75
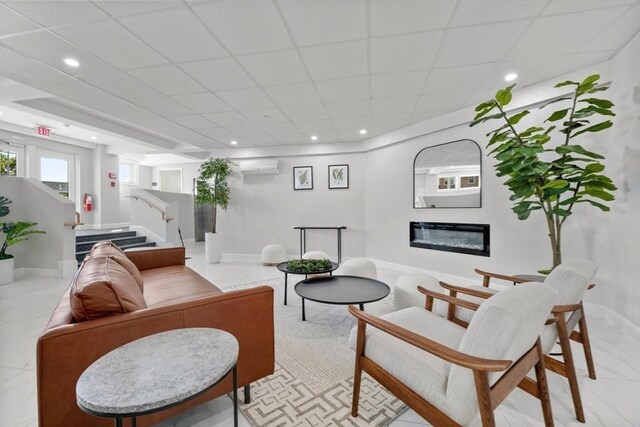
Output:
left=158, top=168, right=182, bottom=193
left=39, top=150, right=76, bottom=203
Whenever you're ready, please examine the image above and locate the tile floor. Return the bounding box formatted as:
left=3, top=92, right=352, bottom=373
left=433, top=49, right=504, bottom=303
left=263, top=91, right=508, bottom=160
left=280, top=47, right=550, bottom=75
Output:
left=1, top=243, right=639, bottom=426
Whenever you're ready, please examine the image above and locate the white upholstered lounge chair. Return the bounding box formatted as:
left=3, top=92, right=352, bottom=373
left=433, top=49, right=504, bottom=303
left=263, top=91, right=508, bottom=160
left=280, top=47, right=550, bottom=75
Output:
left=440, top=259, right=598, bottom=422
left=349, top=282, right=558, bottom=427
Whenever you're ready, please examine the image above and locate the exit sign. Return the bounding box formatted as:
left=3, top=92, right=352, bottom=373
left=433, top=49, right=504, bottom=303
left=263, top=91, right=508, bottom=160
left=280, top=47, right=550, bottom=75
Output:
left=37, top=126, right=50, bottom=137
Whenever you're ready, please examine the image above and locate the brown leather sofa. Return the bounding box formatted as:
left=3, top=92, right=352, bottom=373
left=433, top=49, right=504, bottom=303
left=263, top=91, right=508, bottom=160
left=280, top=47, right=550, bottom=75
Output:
left=37, top=246, right=274, bottom=427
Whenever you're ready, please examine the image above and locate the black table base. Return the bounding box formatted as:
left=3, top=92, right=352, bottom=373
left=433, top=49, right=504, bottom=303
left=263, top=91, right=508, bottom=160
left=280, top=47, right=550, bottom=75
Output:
left=294, top=226, right=347, bottom=263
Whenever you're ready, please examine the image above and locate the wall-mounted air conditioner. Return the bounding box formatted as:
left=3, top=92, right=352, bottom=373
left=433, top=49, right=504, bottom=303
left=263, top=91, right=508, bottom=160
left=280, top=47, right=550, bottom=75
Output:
left=240, top=160, right=280, bottom=175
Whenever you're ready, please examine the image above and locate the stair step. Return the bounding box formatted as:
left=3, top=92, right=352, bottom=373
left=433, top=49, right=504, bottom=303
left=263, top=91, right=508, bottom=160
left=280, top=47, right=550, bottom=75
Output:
left=75, top=236, right=148, bottom=253
left=75, top=241, right=157, bottom=263
left=76, top=231, right=137, bottom=243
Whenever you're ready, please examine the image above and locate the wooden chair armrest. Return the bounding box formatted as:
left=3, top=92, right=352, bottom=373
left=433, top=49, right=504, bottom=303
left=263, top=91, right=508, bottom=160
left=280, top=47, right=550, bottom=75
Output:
left=474, top=268, right=528, bottom=284
left=545, top=317, right=558, bottom=326
left=417, top=286, right=481, bottom=312
left=439, top=281, right=494, bottom=299
left=552, top=303, right=582, bottom=314
left=348, top=305, right=511, bottom=372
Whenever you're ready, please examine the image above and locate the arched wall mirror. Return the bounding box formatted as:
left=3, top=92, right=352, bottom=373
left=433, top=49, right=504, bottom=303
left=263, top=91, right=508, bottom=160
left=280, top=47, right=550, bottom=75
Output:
left=413, top=139, right=482, bottom=208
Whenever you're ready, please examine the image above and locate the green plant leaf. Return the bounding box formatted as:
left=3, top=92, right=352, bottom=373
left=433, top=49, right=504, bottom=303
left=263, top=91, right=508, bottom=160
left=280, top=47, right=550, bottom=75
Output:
left=539, top=96, right=572, bottom=109
left=579, top=98, right=614, bottom=109
left=542, top=180, right=569, bottom=189
left=583, top=199, right=611, bottom=211
left=508, top=110, right=529, bottom=125
left=571, top=120, right=613, bottom=138
left=555, top=80, right=579, bottom=88
left=0, top=196, right=10, bottom=218
left=556, top=145, right=604, bottom=159
left=580, top=74, right=600, bottom=87
left=545, top=109, right=569, bottom=122
left=495, top=84, right=516, bottom=107
left=549, top=208, right=572, bottom=217
left=582, top=188, right=615, bottom=201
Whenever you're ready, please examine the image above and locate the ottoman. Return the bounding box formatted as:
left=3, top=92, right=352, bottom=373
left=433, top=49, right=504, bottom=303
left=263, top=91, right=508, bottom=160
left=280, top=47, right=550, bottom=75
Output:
left=261, top=244, right=287, bottom=266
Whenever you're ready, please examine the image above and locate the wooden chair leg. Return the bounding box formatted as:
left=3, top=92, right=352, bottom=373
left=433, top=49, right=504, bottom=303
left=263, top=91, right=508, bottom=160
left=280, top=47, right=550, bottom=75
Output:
left=534, top=339, right=555, bottom=427
left=557, top=317, right=585, bottom=423
left=578, top=306, right=597, bottom=380
left=473, top=370, right=496, bottom=427
left=352, top=319, right=366, bottom=417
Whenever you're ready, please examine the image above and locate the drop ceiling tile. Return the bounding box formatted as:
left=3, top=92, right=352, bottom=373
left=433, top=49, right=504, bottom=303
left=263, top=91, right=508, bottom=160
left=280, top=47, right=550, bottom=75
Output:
left=369, top=0, right=455, bottom=37
left=371, top=32, right=443, bottom=74
left=168, top=114, right=217, bottom=129
left=224, top=124, right=270, bottom=138
left=371, top=70, right=427, bottom=98
left=202, top=111, right=252, bottom=127
left=134, top=96, right=193, bottom=116
left=543, top=0, right=637, bottom=15
left=171, top=92, right=232, bottom=113
left=53, top=20, right=168, bottom=69
left=263, top=82, right=321, bottom=107
left=582, top=4, right=640, bottom=52
left=5, top=1, right=109, bottom=28
left=273, top=133, right=306, bottom=144
left=191, top=0, right=291, bottom=55
left=423, top=63, right=495, bottom=94
left=127, top=64, right=204, bottom=95
left=119, top=7, right=227, bottom=63
left=414, top=92, right=469, bottom=113
left=80, top=71, right=161, bottom=103
left=0, top=31, right=115, bottom=76
left=410, top=111, right=446, bottom=124
left=282, top=104, right=328, bottom=121
left=0, top=4, right=41, bottom=36
left=237, top=50, right=308, bottom=86
left=240, top=108, right=289, bottom=124
left=300, top=40, right=368, bottom=80
left=436, top=21, right=528, bottom=67
left=94, top=1, right=180, bottom=17
left=452, top=0, right=546, bottom=26
left=179, top=58, right=255, bottom=91
left=370, top=113, right=412, bottom=130
left=315, top=76, right=370, bottom=103
left=259, top=121, right=300, bottom=134
left=196, top=127, right=236, bottom=142
left=336, top=129, right=368, bottom=141
left=508, top=7, right=627, bottom=59
left=331, top=116, right=371, bottom=131
left=248, top=134, right=277, bottom=146
left=277, top=0, right=366, bottom=46
left=216, top=87, right=275, bottom=110
left=324, top=100, right=370, bottom=119
left=312, top=129, right=339, bottom=142
left=466, top=89, right=499, bottom=107
left=371, top=96, right=418, bottom=115
left=293, top=119, right=335, bottom=133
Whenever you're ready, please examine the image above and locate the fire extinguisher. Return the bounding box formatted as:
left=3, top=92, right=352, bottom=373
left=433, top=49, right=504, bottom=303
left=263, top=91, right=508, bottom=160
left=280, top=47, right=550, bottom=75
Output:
left=83, top=194, right=93, bottom=212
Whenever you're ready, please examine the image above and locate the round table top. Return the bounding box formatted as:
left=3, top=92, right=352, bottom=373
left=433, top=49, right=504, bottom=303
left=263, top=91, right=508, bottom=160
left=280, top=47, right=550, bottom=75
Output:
left=294, top=275, right=390, bottom=305
left=276, top=260, right=339, bottom=275
left=76, top=328, right=238, bottom=417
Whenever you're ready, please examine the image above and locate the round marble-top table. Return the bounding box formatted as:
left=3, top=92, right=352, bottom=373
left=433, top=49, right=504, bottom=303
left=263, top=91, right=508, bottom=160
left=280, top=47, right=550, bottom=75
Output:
left=76, top=328, right=239, bottom=427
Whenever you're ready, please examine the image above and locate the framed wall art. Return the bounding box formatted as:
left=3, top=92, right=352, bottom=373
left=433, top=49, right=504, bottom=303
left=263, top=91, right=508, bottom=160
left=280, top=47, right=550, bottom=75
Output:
left=328, top=164, right=349, bottom=189
left=293, top=166, right=313, bottom=190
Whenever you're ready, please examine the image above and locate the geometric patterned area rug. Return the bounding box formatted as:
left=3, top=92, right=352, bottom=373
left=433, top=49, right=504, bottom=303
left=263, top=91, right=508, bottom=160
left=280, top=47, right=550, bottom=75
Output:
left=224, top=277, right=407, bottom=426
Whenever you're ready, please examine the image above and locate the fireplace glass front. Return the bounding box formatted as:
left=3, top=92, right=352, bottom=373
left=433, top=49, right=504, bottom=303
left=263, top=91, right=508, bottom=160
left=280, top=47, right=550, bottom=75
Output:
left=409, top=222, right=490, bottom=257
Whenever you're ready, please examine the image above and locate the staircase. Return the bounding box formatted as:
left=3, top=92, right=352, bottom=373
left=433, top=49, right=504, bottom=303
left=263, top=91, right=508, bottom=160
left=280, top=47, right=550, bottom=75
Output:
left=76, top=230, right=156, bottom=263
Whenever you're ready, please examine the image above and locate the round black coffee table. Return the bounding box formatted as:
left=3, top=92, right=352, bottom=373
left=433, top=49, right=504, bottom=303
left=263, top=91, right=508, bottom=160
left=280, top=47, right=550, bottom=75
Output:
left=294, top=275, right=390, bottom=321
left=276, top=261, right=339, bottom=305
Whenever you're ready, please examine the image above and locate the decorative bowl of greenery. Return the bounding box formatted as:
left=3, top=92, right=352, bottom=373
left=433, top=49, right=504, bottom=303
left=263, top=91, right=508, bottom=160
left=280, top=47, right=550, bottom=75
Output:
left=286, top=258, right=333, bottom=273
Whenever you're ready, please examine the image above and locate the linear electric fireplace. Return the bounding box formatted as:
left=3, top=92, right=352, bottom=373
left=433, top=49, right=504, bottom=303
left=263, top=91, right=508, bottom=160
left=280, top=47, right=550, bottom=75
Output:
left=410, top=221, right=490, bottom=257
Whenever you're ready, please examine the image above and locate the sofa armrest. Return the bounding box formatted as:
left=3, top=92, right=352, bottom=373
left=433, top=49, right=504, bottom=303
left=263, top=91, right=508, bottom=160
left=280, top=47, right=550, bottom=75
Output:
left=37, top=285, right=274, bottom=427
left=125, top=246, right=185, bottom=271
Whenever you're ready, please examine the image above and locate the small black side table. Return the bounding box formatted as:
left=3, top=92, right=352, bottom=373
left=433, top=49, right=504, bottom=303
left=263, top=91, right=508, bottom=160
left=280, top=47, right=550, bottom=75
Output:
left=294, top=226, right=347, bottom=263
left=76, top=328, right=239, bottom=427
left=277, top=261, right=339, bottom=305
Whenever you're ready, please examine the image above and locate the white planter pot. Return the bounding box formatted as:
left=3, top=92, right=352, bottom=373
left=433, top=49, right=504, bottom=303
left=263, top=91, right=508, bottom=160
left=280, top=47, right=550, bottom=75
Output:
left=0, top=257, right=15, bottom=286
left=205, top=232, right=223, bottom=264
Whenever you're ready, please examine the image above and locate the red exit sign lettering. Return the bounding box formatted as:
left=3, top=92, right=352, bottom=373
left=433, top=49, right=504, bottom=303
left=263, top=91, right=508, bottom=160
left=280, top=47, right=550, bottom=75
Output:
left=37, top=127, right=50, bottom=137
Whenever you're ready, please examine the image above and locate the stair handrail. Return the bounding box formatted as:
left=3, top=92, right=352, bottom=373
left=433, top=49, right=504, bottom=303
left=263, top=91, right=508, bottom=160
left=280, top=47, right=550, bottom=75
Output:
left=126, top=194, right=174, bottom=222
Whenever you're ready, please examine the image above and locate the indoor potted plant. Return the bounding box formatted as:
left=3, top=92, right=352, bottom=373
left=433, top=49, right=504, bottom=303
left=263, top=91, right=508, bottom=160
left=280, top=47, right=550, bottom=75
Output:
left=471, top=74, right=616, bottom=271
left=195, top=158, right=234, bottom=264
left=0, top=196, right=46, bottom=285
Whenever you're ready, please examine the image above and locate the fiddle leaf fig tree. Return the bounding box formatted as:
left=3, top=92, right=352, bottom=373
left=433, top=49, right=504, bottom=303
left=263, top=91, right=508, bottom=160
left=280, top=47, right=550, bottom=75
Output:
left=195, top=158, right=234, bottom=234
left=470, top=74, right=616, bottom=269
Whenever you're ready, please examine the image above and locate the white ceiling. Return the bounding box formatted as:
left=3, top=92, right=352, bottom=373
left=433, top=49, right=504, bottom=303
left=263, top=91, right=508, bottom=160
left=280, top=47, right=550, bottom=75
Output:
left=0, top=0, right=638, bottom=158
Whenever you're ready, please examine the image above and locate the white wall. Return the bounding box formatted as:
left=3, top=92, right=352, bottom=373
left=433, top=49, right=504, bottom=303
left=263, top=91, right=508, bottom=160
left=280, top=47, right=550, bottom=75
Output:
left=153, top=154, right=366, bottom=259
left=364, top=34, right=640, bottom=326
left=119, top=164, right=153, bottom=224
left=146, top=189, right=195, bottom=241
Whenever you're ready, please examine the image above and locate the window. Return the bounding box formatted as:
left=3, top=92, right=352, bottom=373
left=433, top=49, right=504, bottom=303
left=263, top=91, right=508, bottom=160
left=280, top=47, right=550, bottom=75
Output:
left=0, top=150, right=17, bottom=176
left=119, top=160, right=138, bottom=185
left=438, top=176, right=456, bottom=190
left=461, top=175, right=480, bottom=188
left=41, top=157, right=70, bottom=198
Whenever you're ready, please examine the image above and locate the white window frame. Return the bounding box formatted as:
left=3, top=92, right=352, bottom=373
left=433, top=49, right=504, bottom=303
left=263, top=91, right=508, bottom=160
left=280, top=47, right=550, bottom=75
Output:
left=119, top=159, right=139, bottom=186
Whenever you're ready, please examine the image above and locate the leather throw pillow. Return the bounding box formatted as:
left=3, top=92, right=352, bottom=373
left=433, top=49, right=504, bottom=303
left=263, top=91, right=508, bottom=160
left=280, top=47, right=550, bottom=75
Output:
left=90, top=241, right=144, bottom=292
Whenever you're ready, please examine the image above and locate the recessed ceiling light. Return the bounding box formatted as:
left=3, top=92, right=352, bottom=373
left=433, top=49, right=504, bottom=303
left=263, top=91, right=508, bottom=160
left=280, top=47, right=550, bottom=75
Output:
left=310, top=135, right=318, bottom=141
left=504, top=73, right=518, bottom=82
left=359, top=129, right=367, bottom=135
left=64, top=58, right=80, bottom=67
left=90, top=136, right=97, bottom=140
left=230, top=140, right=238, bottom=145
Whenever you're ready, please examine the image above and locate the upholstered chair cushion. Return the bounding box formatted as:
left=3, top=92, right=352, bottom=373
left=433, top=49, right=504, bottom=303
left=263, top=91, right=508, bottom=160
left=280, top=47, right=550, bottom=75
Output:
left=446, top=282, right=557, bottom=425
left=349, top=307, right=465, bottom=413
left=394, top=274, right=447, bottom=315
left=90, top=241, right=144, bottom=292
left=340, top=258, right=377, bottom=279
left=70, top=256, right=147, bottom=322
left=302, top=251, right=330, bottom=260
